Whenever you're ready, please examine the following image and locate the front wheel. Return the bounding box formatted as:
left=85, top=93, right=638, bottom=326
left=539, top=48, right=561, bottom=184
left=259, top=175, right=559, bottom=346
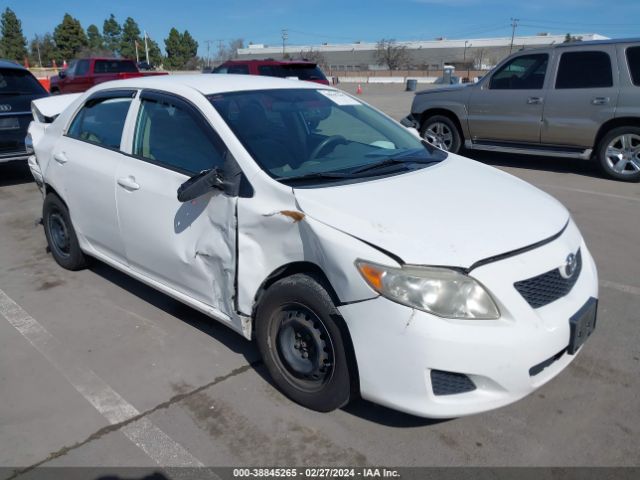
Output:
left=255, top=274, right=354, bottom=412
left=596, top=126, right=640, bottom=182
left=420, top=114, right=462, bottom=153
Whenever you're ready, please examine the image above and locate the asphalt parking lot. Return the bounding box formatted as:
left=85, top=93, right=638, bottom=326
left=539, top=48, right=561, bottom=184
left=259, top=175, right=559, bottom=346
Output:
left=1, top=84, right=639, bottom=474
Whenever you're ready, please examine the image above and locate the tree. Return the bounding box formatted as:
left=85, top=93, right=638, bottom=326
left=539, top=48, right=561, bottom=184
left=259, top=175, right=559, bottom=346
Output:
left=0, top=8, right=27, bottom=63
left=374, top=39, right=410, bottom=70
left=299, top=48, right=327, bottom=69
left=120, top=17, right=141, bottom=60
left=29, top=33, right=59, bottom=67
left=216, top=38, right=244, bottom=61
left=87, top=24, right=103, bottom=51
left=53, top=13, right=88, bottom=61
left=164, top=28, right=198, bottom=70
left=102, top=14, right=121, bottom=54
left=563, top=33, right=583, bottom=43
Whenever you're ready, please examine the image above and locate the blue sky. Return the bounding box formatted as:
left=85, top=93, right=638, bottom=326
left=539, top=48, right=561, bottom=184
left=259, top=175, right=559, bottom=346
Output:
left=7, top=0, right=640, bottom=56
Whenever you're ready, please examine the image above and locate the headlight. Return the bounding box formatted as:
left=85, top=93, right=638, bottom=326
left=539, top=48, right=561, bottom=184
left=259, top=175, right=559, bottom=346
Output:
left=356, top=260, right=500, bottom=319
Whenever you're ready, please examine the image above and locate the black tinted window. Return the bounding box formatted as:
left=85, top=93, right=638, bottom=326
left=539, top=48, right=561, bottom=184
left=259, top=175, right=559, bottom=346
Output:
left=0, top=68, right=47, bottom=95
left=627, top=46, right=640, bottom=86
left=490, top=54, right=548, bottom=90
left=258, top=64, right=327, bottom=81
left=556, top=51, right=613, bottom=89
left=75, top=60, right=90, bottom=75
left=94, top=60, right=138, bottom=73
left=68, top=97, right=132, bottom=149
left=133, top=97, right=225, bottom=174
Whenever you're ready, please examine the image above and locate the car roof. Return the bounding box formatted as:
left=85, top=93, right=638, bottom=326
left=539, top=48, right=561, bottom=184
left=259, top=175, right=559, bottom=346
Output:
left=92, top=73, right=327, bottom=96
left=0, top=59, right=27, bottom=70
left=513, top=37, right=640, bottom=55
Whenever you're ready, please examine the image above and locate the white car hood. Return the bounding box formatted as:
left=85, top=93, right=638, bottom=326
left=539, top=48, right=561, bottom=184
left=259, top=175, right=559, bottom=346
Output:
left=293, top=155, right=569, bottom=268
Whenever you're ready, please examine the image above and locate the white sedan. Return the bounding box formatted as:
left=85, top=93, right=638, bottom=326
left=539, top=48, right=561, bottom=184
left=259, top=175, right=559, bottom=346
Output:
left=27, top=75, right=598, bottom=418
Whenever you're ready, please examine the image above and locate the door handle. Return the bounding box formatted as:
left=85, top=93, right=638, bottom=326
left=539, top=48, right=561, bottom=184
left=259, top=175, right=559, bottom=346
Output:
left=117, top=176, right=140, bottom=191
left=592, top=97, right=610, bottom=105
left=527, top=97, right=544, bottom=105
left=53, top=152, right=68, bottom=164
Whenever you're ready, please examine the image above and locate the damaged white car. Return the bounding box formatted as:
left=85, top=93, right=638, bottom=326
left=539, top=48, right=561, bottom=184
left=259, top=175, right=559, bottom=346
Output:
left=27, top=75, right=598, bottom=418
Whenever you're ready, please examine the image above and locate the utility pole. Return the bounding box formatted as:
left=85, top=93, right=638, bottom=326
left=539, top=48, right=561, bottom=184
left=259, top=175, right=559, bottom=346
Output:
left=281, top=28, right=288, bottom=58
left=36, top=39, right=42, bottom=68
left=204, top=40, right=213, bottom=67
left=509, top=18, right=519, bottom=54
left=144, top=31, right=150, bottom=65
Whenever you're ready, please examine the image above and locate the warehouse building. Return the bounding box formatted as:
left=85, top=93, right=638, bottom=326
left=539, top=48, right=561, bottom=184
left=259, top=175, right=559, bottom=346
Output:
left=237, top=33, right=608, bottom=72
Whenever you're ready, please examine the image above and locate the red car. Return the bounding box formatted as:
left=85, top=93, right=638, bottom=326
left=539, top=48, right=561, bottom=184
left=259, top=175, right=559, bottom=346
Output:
left=50, top=58, right=167, bottom=94
left=212, top=59, right=329, bottom=85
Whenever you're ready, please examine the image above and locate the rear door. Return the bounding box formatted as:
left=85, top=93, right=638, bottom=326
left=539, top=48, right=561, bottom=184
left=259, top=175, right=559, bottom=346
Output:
left=115, top=90, right=237, bottom=317
left=467, top=53, right=549, bottom=144
left=48, top=90, right=136, bottom=263
left=541, top=46, right=619, bottom=147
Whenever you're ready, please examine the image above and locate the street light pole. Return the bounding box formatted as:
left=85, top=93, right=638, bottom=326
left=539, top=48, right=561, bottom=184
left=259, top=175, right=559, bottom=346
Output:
left=509, top=18, right=519, bottom=54
left=281, top=28, right=288, bottom=58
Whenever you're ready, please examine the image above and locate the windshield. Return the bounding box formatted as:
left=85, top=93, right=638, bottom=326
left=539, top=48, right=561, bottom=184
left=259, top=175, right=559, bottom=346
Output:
left=209, top=88, right=446, bottom=183
left=0, top=68, right=47, bottom=95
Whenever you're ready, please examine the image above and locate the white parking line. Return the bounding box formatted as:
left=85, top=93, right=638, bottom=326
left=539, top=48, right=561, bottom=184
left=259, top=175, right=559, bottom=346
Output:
left=539, top=184, right=640, bottom=203
left=0, top=288, right=204, bottom=468
left=601, top=280, right=640, bottom=297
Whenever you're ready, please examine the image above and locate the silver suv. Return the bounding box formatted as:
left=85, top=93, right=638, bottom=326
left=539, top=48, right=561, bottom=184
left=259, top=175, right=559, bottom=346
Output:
left=403, top=38, right=640, bottom=181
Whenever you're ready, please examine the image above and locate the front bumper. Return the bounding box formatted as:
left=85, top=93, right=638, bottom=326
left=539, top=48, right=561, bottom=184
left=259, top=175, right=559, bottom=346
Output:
left=400, top=114, right=419, bottom=129
left=339, top=221, right=598, bottom=418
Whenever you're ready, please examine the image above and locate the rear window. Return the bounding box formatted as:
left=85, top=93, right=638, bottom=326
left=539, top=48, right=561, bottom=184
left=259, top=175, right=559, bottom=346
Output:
left=555, top=51, right=613, bottom=89
left=67, top=97, right=132, bottom=149
left=213, top=64, right=249, bottom=74
left=94, top=60, right=138, bottom=74
left=258, top=64, right=327, bottom=81
left=627, top=46, right=640, bottom=86
left=0, top=68, right=47, bottom=95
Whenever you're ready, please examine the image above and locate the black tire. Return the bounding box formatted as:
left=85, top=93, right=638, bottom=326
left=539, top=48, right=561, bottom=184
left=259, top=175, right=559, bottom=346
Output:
left=50, top=88, right=60, bottom=95
left=255, top=273, right=354, bottom=412
left=596, top=126, right=640, bottom=182
left=43, top=193, right=88, bottom=270
left=420, top=114, right=463, bottom=153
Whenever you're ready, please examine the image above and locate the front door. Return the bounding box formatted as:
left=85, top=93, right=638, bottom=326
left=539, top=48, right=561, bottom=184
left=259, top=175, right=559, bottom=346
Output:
left=468, top=53, right=549, bottom=144
left=115, top=91, right=237, bottom=318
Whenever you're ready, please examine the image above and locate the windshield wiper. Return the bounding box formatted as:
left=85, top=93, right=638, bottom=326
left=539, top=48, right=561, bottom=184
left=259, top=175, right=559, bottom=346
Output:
left=274, top=171, right=352, bottom=183
left=350, top=157, right=438, bottom=175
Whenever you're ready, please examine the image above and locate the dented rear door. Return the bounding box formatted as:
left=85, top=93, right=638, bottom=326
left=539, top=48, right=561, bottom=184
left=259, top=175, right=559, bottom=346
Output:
left=115, top=91, right=237, bottom=319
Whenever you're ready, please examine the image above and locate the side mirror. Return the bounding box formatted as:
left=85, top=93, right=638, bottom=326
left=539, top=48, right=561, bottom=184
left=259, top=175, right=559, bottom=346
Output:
left=177, top=168, right=225, bottom=202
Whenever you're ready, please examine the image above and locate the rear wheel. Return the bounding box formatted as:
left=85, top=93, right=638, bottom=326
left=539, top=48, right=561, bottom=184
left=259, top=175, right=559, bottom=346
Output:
left=43, top=193, right=88, bottom=270
left=596, top=126, right=640, bottom=182
left=255, top=274, right=353, bottom=412
left=420, top=114, right=462, bottom=153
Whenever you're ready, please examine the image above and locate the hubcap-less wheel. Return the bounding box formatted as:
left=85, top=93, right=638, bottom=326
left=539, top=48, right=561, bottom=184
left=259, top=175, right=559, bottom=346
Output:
left=423, top=121, right=453, bottom=151
left=273, top=304, right=334, bottom=393
left=605, top=134, right=640, bottom=175
left=48, top=211, right=71, bottom=258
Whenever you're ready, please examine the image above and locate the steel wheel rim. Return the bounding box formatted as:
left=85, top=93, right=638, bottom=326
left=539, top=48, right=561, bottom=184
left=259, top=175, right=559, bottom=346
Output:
left=605, top=134, right=640, bottom=175
left=423, top=122, right=453, bottom=151
left=272, top=303, right=334, bottom=393
left=48, top=211, right=71, bottom=258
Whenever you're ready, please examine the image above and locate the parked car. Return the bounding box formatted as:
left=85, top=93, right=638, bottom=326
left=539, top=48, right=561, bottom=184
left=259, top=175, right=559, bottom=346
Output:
left=27, top=75, right=597, bottom=418
left=0, top=60, right=48, bottom=164
left=49, top=57, right=167, bottom=94
left=403, top=38, right=640, bottom=181
left=212, top=59, right=330, bottom=85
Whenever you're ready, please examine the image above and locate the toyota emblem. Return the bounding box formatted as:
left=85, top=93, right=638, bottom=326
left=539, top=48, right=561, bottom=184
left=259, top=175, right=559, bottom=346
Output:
left=559, top=253, right=578, bottom=279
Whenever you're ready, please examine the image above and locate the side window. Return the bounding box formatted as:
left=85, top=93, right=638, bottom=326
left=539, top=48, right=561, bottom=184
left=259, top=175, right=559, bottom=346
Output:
left=75, top=60, right=90, bottom=76
left=227, top=65, right=249, bottom=74
left=490, top=54, right=548, bottom=90
left=67, top=96, right=133, bottom=149
left=133, top=97, right=226, bottom=174
left=555, top=51, right=613, bottom=89
left=626, top=46, right=640, bottom=86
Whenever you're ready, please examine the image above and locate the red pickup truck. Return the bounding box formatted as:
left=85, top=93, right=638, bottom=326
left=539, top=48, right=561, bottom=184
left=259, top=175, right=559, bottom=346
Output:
left=49, top=58, right=167, bottom=94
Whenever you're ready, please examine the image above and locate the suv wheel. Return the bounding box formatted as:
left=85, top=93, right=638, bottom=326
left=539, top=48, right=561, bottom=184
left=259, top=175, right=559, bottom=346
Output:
left=420, top=115, right=462, bottom=153
left=597, top=126, right=640, bottom=182
left=43, top=193, right=88, bottom=270
left=255, top=273, right=354, bottom=412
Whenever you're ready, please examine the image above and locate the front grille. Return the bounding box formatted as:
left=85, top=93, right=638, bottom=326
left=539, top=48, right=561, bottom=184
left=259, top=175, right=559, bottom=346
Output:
left=431, top=370, right=476, bottom=396
left=514, top=249, right=582, bottom=309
